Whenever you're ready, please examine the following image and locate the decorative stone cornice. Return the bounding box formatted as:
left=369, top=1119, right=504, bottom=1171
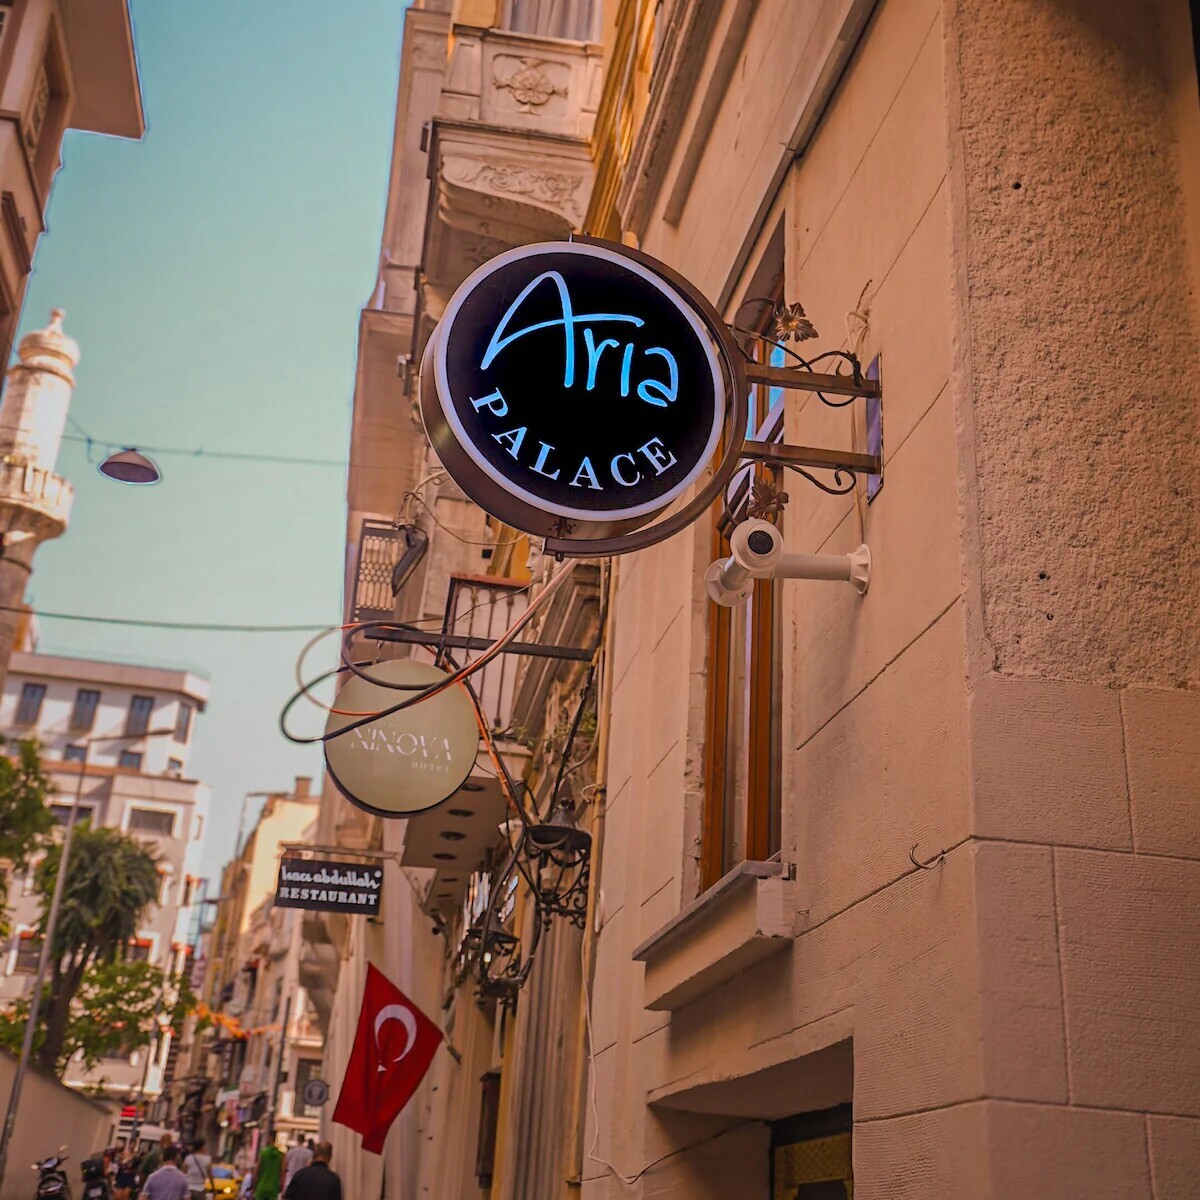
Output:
left=442, top=23, right=601, bottom=139
left=0, top=460, right=72, bottom=537
left=443, top=154, right=586, bottom=222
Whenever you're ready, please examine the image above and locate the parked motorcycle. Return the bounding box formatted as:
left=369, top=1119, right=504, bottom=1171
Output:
left=79, top=1158, right=110, bottom=1200
left=32, top=1149, right=71, bottom=1200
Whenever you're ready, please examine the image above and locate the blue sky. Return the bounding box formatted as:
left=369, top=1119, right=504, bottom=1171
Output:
left=16, top=0, right=407, bottom=879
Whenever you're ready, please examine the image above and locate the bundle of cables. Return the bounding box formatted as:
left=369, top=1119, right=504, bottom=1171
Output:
left=279, top=558, right=579, bottom=745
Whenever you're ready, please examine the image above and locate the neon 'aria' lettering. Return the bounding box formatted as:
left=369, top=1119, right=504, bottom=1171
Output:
left=479, top=270, right=677, bottom=405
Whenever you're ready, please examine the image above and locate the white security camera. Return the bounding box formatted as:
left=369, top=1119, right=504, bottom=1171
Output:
left=731, top=518, right=784, bottom=575
left=705, top=518, right=871, bottom=607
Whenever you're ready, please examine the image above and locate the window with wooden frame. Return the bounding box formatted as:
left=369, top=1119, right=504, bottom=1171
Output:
left=701, top=237, right=787, bottom=891
left=22, top=24, right=69, bottom=195
left=126, top=938, right=153, bottom=964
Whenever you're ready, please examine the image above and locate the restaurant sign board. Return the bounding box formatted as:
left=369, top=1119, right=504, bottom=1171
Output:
left=274, top=856, right=383, bottom=916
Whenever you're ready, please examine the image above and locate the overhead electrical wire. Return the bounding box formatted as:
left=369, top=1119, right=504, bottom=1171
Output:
left=279, top=559, right=578, bottom=744
left=0, top=603, right=332, bottom=633
left=291, top=577, right=539, bottom=713
left=64, top=416, right=347, bottom=469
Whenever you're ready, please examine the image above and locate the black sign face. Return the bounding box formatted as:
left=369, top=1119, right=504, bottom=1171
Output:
left=274, top=857, right=382, bottom=916
left=424, top=241, right=730, bottom=539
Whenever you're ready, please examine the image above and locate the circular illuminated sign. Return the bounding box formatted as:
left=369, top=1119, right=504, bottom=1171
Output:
left=324, top=660, right=480, bottom=818
left=421, top=240, right=737, bottom=542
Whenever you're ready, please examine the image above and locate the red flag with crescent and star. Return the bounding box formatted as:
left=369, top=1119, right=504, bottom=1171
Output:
left=331, top=962, right=444, bottom=1153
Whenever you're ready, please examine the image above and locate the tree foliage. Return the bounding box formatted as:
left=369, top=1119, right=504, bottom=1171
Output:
left=0, top=738, right=55, bottom=935
left=33, top=824, right=161, bottom=1072
left=0, top=958, right=197, bottom=1074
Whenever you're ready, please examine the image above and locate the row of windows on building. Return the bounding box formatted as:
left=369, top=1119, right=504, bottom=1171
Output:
left=43, top=802, right=180, bottom=837
left=57, top=743, right=185, bottom=774
left=9, top=932, right=158, bottom=973
left=13, top=683, right=193, bottom=754
left=9, top=928, right=196, bottom=979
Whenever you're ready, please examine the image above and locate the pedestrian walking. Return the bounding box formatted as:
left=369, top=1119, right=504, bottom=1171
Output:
left=139, top=1147, right=190, bottom=1200
left=114, top=1153, right=138, bottom=1200
left=282, top=1143, right=340, bottom=1200
left=281, top=1140, right=311, bottom=1195
left=139, top=1134, right=173, bottom=1187
left=182, top=1139, right=213, bottom=1200
left=253, top=1142, right=283, bottom=1200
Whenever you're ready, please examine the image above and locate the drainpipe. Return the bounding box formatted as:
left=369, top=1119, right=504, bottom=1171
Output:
left=564, top=560, right=617, bottom=1186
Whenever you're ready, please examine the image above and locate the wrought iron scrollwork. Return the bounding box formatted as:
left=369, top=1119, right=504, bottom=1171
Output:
left=731, top=294, right=869, bottom=410
left=789, top=465, right=857, bottom=496
left=529, top=820, right=591, bottom=929
left=454, top=664, right=598, bottom=1011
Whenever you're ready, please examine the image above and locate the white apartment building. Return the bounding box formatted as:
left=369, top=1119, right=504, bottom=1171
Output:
left=0, top=650, right=212, bottom=1099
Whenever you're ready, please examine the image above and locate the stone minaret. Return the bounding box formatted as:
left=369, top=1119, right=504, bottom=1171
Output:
left=0, top=310, right=78, bottom=685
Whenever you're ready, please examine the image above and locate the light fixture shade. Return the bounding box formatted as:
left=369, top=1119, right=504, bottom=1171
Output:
left=98, top=447, right=161, bottom=485
left=527, top=823, right=591, bottom=857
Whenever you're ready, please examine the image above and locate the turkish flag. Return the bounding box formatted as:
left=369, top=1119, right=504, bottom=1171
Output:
left=331, top=963, right=444, bottom=1154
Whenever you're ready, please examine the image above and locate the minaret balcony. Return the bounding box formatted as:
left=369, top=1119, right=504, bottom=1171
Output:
left=0, top=458, right=73, bottom=535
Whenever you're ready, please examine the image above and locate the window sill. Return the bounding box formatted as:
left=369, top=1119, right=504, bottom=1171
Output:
left=632, top=860, right=796, bottom=1012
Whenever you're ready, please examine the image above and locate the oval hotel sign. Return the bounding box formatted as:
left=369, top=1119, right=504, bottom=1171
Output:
left=324, top=659, right=480, bottom=817
left=421, top=240, right=735, bottom=541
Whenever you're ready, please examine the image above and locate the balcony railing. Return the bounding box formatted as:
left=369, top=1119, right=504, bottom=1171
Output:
left=0, top=459, right=72, bottom=530
left=443, top=575, right=529, bottom=733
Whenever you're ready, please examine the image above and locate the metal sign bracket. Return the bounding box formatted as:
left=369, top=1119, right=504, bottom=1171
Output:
left=366, top=626, right=595, bottom=662
left=743, top=360, right=879, bottom=400
left=738, top=354, right=882, bottom=497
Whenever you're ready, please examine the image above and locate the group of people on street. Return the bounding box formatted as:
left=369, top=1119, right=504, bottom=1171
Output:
left=130, top=1134, right=340, bottom=1200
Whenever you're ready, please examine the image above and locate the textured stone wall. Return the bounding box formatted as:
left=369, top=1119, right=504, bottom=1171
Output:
left=582, top=0, right=1200, bottom=1197
left=948, top=0, right=1200, bottom=688
left=946, top=1, right=1200, bottom=1194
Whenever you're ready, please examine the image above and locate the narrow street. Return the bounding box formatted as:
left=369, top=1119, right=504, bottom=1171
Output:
left=0, top=3, right=1195, bottom=1199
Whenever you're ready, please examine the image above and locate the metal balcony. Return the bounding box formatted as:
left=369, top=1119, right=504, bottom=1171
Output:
left=443, top=574, right=529, bottom=732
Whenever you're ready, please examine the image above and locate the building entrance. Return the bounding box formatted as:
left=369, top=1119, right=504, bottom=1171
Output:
left=770, top=1105, right=853, bottom=1200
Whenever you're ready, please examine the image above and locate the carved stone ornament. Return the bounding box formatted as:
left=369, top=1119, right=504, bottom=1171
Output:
left=442, top=158, right=584, bottom=220
left=494, top=58, right=567, bottom=109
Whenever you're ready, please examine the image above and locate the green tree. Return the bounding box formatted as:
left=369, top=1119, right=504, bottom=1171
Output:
left=0, top=958, right=196, bottom=1074
left=0, top=737, right=55, bottom=935
left=32, top=824, right=161, bottom=1072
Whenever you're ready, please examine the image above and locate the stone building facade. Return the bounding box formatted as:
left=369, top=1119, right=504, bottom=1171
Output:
left=579, top=1, right=1200, bottom=1197
left=304, top=2, right=1200, bottom=1198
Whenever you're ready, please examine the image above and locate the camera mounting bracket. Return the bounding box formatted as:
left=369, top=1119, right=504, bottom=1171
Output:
left=704, top=518, right=871, bottom=607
